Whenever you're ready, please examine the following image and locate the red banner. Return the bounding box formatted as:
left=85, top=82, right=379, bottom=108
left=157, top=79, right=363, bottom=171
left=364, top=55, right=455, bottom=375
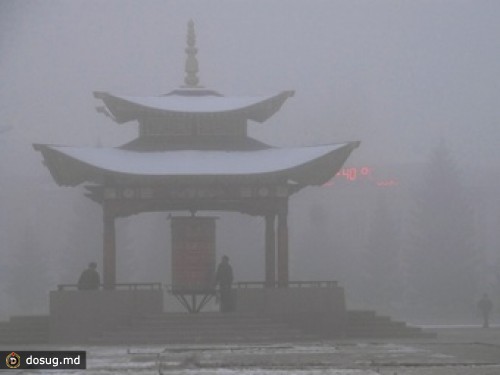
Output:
left=171, top=217, right=216, bottom=293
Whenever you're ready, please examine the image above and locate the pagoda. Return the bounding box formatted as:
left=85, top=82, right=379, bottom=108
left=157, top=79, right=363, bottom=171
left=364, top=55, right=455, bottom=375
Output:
left=34, top=20, right=360, bottom=294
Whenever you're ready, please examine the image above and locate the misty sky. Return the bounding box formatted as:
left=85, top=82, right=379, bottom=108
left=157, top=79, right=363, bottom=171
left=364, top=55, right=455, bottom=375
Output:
left=1, top=0, right=500, bottom=172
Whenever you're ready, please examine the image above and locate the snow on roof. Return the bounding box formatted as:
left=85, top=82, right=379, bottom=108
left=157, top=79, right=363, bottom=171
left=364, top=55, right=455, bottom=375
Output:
left=114, top=94, right=280, bottom=113
left=94, top=90, right=294, bottom=124
left=44, top=143, right=349, bottom=176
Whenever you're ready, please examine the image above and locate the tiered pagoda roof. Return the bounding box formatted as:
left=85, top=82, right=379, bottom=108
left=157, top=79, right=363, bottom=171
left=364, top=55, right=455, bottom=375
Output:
left=34, top=20, right=359, bottom=194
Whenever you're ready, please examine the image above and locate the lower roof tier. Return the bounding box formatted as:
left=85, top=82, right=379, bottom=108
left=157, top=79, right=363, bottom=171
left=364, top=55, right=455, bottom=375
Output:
left=33, top=142, right=360, bottom=187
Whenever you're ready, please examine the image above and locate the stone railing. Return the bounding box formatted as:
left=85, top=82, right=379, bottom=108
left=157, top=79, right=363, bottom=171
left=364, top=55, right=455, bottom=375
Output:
left=234, top=281, right=339, bottom=289
left=56, top=282, right=163, bottom=291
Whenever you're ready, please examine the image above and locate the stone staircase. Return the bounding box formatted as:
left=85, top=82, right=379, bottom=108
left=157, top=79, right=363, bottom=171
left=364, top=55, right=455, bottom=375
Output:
left=0, top=311, right=434, bottom=345
left=89, top=312, right=314, bottom=344
left=0, top=315, right=50, bottom=345
left=91, top=311, right=434, bottom=344
left=345, top=310, right=435, bottom=338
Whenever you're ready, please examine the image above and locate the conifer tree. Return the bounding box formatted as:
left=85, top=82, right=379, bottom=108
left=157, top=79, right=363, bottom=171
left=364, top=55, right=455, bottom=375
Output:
left=407, top=140, right=477, bottom=317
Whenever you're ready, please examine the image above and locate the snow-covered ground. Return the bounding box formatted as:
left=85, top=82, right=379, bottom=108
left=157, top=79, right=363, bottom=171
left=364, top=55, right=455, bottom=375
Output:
left=3, top=327, right=500, bottom=374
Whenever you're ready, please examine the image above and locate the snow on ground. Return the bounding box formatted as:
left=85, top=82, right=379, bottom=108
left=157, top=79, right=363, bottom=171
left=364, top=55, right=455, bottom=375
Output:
left=4, top=327, right=500, bottom=375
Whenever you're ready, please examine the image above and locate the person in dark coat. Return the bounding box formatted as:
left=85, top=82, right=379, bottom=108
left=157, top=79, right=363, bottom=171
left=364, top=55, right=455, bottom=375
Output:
left=77, top=262, right=100, bottom=290
left=215, top=255, right=234, bottom=312
left=477, top=293, right=493, bottom=328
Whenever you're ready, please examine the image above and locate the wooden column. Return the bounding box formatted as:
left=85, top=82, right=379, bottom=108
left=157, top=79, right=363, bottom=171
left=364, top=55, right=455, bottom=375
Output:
left=103, top=204, right=116, bottom=290
left=265, top=214, right=276, bottom=287
left=277, top=201, right=289, bottom=287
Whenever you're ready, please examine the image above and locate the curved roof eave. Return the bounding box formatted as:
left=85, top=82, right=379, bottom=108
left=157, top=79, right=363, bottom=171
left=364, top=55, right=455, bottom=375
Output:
left=33, top=142, right=360, bottom=188
left=93, top=90, right=295, bottom=124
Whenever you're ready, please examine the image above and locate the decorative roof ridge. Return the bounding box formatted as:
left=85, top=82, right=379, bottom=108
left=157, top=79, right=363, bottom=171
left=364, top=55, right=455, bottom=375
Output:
left=164, top=88, right=223, bottom=97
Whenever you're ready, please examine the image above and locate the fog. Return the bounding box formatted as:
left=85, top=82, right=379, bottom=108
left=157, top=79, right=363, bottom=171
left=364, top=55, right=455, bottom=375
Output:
left=0, top=0, right=499, bottom=323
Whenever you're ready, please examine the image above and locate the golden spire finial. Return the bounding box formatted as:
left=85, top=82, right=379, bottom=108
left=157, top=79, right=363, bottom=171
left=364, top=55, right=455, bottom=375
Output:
left=184, top=20, right=200, bottom=87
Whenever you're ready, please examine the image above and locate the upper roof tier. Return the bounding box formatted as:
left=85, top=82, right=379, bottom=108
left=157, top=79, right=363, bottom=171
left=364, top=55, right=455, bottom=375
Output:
left=93, top=20, right=294, bottom=126
left=93, top=89, right=295, bottom=124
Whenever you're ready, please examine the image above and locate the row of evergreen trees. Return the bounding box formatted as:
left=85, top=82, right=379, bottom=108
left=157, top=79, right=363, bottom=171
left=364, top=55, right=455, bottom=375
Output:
left=290, top=139, right=498, bottom=321
left=363, top=140, right=490, bottom=320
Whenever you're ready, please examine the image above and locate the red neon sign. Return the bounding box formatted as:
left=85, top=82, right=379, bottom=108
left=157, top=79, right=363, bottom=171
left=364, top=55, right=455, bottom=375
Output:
left=323, top=166, right=399, bottom=188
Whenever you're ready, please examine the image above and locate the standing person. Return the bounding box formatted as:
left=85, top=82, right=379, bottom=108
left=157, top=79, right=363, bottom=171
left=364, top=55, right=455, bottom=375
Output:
left=215, top=255, right=234, bottom=312
left=77, top=262, right=101, bottom=290
left=477, top=293, right=493, bottom=328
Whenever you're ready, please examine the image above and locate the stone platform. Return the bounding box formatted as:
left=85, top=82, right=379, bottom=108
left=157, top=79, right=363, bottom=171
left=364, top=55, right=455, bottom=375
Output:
left=0, top=281, right=431, bottom=345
